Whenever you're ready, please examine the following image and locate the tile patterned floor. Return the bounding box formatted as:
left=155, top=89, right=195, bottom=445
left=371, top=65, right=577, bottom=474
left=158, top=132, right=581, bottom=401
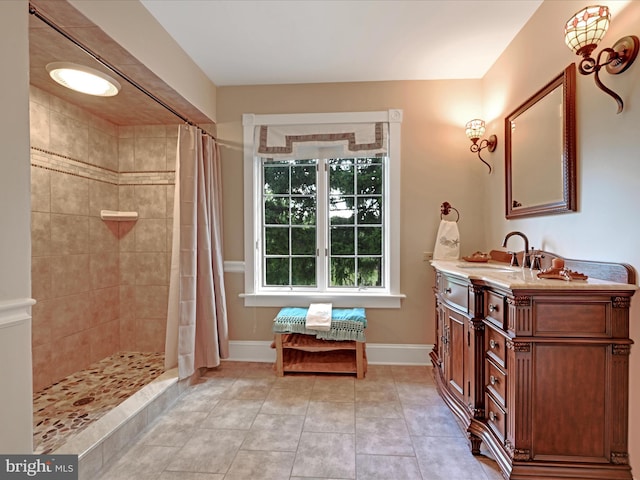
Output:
left=33, top=352, right=165, bottom=454
left=96, top=362, right=503, bottom=480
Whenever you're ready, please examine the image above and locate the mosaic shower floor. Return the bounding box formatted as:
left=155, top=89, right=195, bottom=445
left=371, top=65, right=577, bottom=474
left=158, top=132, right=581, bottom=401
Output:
left=33, top=351, right=164, bottom=454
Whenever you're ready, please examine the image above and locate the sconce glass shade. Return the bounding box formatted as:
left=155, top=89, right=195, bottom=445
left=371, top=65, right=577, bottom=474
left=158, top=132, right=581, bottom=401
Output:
left=465, top=119, right=486, bottom=142
left=46, top=62, right=121, bottom=97
left=564, top=5, right=610, bottom=56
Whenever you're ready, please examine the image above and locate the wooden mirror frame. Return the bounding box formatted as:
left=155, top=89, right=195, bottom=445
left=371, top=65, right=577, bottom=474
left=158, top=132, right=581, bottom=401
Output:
left=505, top=64, right=577, bottom=219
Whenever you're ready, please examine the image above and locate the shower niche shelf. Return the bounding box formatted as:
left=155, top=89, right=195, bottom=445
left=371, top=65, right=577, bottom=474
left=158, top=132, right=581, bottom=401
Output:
left=100, top=210, right=138, bottom=222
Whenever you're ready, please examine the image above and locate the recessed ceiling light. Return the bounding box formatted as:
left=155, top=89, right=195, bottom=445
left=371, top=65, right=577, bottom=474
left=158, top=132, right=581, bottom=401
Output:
left=46, top=62, right=121, bottom=97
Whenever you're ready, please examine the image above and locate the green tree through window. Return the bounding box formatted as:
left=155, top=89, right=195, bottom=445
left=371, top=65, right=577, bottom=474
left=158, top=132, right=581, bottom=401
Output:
left=261, top=157, right=385, bottom=289
left=263, top=159, right=317, bottom=286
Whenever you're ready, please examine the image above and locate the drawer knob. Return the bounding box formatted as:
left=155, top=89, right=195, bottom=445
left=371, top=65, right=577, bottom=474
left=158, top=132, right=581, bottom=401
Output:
left=445, top=287, right=452, bottom=294
left=490, top=375, right=498, bottom=385
left=489, top=304, right=499, bottom=313
left=489, top=339, right=499, bottom=349
left=489, top=411, right=498, bottom=422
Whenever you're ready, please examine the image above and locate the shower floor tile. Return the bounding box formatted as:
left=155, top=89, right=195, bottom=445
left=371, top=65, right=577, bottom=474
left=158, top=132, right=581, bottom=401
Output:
left=33, top=351, right=164, bottom=454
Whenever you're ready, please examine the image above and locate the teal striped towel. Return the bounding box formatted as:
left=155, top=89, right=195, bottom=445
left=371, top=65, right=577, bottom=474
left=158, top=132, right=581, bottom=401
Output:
left=273, top=307, right=367, bottom=342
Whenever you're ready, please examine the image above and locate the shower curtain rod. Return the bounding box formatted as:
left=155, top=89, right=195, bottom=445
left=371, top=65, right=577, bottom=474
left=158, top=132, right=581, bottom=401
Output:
left=28, top=3, right=217, bottom=141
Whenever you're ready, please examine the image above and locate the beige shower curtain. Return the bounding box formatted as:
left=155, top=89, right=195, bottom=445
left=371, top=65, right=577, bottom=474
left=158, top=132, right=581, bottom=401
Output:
left=165, top=124, right=229, bottom=379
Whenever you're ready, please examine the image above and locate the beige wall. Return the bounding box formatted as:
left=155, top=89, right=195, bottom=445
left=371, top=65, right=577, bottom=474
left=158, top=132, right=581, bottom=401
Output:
left=483, top=0, right=640, bottom=474
left=216, top=80, right=489, bottom=344
left=0, top=0, right=33, bottom=454
left=29, top=85, right=176, bottom=391
left=1, top=1, right=31, bottom=300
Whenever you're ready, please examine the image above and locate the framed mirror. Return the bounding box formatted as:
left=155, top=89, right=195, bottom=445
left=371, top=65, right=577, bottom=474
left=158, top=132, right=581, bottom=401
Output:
left=505, top=63, right=576, bottom=219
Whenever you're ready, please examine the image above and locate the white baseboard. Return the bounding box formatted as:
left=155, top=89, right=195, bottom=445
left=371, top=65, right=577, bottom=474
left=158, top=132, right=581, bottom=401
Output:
left=227, top=340, right=432, bottom=366
left=366, top=343, right=432, bottom=365
left=227, top=341, right=276, bottom=363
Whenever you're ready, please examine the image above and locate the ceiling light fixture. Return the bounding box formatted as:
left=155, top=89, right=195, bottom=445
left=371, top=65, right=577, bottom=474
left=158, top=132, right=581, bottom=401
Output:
left=564, top=5, right=638, bottom=113
left=465, top=119, right=497, bottom=174
left=46, top=62, right=121, bottom=97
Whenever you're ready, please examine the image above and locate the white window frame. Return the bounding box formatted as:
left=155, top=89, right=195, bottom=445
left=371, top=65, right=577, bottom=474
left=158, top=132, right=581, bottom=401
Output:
left=241, top=110, right=404, bottom=308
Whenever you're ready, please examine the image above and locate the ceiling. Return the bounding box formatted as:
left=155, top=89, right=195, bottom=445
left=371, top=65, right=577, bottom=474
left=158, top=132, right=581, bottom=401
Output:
left=140, top=0, right=544, bottom=86
left=28, top=0, right=543, bottom=126
left=29, top=0, right=211, bottom=126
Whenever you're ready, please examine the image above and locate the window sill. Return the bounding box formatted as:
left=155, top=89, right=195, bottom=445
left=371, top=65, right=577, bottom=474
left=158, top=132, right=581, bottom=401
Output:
left=239, top=292, right=405, bottom=308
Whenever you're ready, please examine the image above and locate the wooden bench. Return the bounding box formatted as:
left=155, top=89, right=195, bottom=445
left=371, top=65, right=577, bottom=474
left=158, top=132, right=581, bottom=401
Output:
left=272, top=307, right=368, bottom=378
left=274, top=333, right=367, bottom=378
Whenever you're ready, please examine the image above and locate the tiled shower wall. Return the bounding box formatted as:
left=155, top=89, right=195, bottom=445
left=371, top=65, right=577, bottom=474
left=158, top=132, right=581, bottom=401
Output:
left=118, top=125, right=175, bottom=354
left=29, top=85, right=176, bottom=391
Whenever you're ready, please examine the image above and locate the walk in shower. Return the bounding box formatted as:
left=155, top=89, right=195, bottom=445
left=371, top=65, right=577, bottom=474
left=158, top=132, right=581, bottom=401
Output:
left=27, top=0, right=211, bottom=462
left=29, top=79, right=176, bottom=452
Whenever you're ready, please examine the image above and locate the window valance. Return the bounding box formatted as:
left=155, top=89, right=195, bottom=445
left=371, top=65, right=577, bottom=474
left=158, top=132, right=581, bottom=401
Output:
left=255, top=122, right=388, bottom=160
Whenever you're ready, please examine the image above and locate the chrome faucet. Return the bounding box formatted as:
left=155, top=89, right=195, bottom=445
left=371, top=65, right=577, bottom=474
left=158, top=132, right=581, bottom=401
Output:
left=502, top=231, right=531, bottom=268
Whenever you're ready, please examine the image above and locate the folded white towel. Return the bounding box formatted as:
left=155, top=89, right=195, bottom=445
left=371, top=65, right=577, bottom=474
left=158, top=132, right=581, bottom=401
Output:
left=433, top=220, right=460, bottom=260
left=305, top=303, right=332, bottom=331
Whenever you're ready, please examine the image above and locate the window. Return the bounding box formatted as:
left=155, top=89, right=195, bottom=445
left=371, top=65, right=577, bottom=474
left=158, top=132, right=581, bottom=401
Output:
left=242, top=110, right=403, bottom=308
left=327, top=157, right=385, bottom=288
left=262, top=158, right=318, bottom=287
left=262, top=156, right=384, bottom=289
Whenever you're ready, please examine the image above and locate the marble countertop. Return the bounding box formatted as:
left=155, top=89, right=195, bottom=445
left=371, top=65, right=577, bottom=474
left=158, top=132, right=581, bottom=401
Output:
left=431, top=260, right=638, bottom=291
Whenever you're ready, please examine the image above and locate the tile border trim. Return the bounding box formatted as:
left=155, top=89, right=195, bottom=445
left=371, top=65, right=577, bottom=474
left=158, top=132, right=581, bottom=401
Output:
left=31, top=147, right=175, bottom=186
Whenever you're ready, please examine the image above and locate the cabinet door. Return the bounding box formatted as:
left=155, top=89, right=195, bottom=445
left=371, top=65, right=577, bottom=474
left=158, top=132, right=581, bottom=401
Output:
left=531, top=343, right=609, bottom=461
left=435, top=302, right=445, bottom=370
left=445, top=308, right=466, bottom=402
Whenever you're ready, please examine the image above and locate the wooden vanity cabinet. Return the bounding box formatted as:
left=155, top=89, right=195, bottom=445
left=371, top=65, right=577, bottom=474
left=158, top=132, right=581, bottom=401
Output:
left=431, top=257, right=636, bottom=480
left=431, top=272, right=484, bottom=438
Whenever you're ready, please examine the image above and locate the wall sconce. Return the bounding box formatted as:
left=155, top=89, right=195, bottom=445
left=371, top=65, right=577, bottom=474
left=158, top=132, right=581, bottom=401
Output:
left=564, top=5, right=638, bottom=113
left=465, top=119, right=497, bottom=174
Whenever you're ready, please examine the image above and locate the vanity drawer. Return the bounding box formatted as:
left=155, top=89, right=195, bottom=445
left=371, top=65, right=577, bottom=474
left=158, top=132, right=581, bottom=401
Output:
left=485, top=291, right=505, bottom=327
left=485, top=324, right=507, bottom=368
left=485, top=393, right=507, bottom=443
left=440, top=276, right=468, bottom=312
left=485, top=358, right=506, bottom=407
left=533, top=301, right=608, bottom=337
